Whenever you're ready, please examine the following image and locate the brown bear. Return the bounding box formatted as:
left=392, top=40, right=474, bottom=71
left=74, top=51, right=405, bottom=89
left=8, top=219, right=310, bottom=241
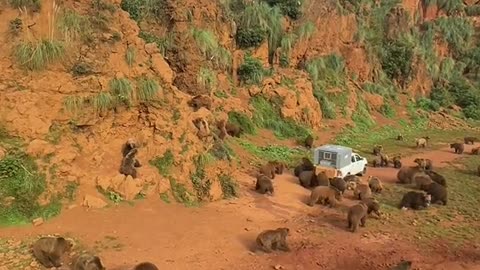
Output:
left=307, top=186, right=343, bottom=207
left=450, top=142, right=464, bottom=154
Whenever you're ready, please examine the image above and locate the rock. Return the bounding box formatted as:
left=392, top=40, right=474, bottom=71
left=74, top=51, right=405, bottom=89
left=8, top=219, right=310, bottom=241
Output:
left=82, top=194, right=108, bottom=208
left=32, top=218, right=44, bottom=226
left=67, top=204, right=77, bottom=210
left=96, top=176, right=112, bottom=191
left=248, top=85, right=262, bottom=96
left=26, top=139, right=55, bottom=158
left=116, top=176, right=143, bottom=200
left=273, top=265, right=283, bottom=270
left=111, top=174, right=126, bottom=190
left=145, top=43, right=159, bottom=55
left=150, top=53, right=174, bottom=84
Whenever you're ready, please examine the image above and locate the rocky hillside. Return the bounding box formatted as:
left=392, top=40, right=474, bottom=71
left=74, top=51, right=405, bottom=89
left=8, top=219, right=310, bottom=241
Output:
left=0, top=0, right=478, bottom=224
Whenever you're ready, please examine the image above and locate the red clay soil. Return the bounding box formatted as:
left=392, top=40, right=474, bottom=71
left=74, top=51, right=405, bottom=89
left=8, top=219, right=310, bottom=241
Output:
left=1, top=144, right=480, bottom=270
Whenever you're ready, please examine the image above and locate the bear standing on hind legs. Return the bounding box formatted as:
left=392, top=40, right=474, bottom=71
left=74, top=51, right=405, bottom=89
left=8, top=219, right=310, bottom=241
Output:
left=120, top=138, right=142, bottom=178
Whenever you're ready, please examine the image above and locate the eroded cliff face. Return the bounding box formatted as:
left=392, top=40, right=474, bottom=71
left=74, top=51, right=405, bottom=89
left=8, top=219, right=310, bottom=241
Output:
left=0, top=0, right=475, bottom=206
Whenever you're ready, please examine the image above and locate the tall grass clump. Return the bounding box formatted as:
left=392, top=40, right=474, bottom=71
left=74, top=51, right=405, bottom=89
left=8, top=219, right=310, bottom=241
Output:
left=213, top=46, right=232, bottom=71
left=109, top=78, right=133, bottom=106
left=237, top=1, right=284, bottom=64
left=139, top=31, right=175, bottom=56
left=197, top=68, right=217, bottom=94
left=125, top=46, right=136, bottom=67
left=57, top=9, right=92, bottom=42
left=64, top=96, right=85, bottom=114
left=8, top=0, right=40, bottom=11
left=227, top=111, right=256, bottom=135
left=296, top=21, right=315, bottom=41
left=136, top=77, right=160, bottom=103
left=15, top=40, right=65, bottom=71
left=92, top=92, right=114, bottom=114
left=435, top=17, right=474, bottom=55
left=190, top=28, right=219, bottom=59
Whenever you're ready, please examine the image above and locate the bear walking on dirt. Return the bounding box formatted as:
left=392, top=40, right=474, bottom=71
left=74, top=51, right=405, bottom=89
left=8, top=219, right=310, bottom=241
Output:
left=347, top=203, right=369, bottom=233
left=450, top=142, right=465, bottom=154
left=256, top=227, right=290, bottom=253
left=32, top=236, right=73, bottom=268
left=307, top=186, right=342, bottom=207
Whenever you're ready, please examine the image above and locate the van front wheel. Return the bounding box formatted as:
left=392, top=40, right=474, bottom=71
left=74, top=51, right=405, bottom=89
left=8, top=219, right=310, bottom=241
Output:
left=358, top=167, right=367, bottom=176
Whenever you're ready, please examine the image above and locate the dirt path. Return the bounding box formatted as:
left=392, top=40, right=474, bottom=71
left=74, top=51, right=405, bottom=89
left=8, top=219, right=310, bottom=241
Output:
left=1, top=144, right=480, bottom=270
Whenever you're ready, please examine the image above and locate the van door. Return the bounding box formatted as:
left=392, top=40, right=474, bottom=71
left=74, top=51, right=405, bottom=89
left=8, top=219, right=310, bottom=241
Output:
left=351, top=154, right=362, bottom=174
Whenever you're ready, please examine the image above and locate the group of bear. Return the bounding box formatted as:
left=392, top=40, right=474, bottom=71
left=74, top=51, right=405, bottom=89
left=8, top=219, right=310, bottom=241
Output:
left=31, top=235, right=158, bottom=269
left=251, top=134, right=480, bottom=267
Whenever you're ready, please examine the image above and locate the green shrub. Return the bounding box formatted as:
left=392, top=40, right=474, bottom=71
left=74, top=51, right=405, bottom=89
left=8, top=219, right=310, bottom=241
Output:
left=379, top=103, right=396, bottom=118
left=463, top=105, right=480, bottom=120
left=150, top=149, right=174, bottom=177
left=436, top=0, right=464, bottom=15
left=15, top=40, right=65, bottom=71
left=416, top=97, right=440, bottom=112
left=120, top=0, right=167, bottom=22
left=251, top=96, right=311, bottom=139
left=265, top=0, right=303, bottom=19
left=9, top=18, right=23, bottom=36
left=238, top=54, right=265, bottom=84
left=236, top=27, right=266, bottom=48
left=191, top=155, right=213, bottom=201
left=227, top=111, right=256, bottom=134
left=0, top=151, right=59, bottom=225
left=218, top=173, right=238, bottom=199
left=430, top=86, right=454, bottom=108
left=296, top=21, right=315, bottom=41
left=381, top=39, right=414, bottom=85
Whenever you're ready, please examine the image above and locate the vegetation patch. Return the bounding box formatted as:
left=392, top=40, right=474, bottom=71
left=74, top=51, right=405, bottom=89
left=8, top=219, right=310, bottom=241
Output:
left=15, top=39, right=65, bottom=71
left=237, top=139, right=307, bottom=167
left=168, top=177, right=197, bottom=207
left=238, top=54, right=265, bottom=85
left=0, top=151, right=61, bottom=226
left=218, top=173, right=238, bottom=199
left=150, top=149, right=174, bottom=177
left=265, top=0, right=303, bottom=19
left=139, top=31, right=175, bottom=56
left=57, top=9, right=92, bottom=43
left=190, top=154, right=214, bottom=201
left=227, top=111, right=256, bottom=135
left=250, top=95, right=311, bottom=140
left=8, top=0, right=40, bottom=11
left=136, top=77, right=160, bottom=103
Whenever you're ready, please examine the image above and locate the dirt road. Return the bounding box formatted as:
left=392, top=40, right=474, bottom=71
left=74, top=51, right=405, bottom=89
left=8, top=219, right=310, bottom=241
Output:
left=1, top=144, right=480, bottom=270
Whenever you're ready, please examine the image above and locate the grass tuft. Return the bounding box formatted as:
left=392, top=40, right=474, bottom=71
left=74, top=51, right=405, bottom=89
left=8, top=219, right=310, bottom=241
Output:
left=109, top=78, right=133, bottom=106
left=125, top=46, right=136, bottom=67
left=14, top=40, right=65, bottom=71
left=136, top=77, right=160, bottom=103
left=57, top=9, right=92, bottom=43
left=150, top=149, right=174, bottom=177
left=197, top=67, right=217, bottom=94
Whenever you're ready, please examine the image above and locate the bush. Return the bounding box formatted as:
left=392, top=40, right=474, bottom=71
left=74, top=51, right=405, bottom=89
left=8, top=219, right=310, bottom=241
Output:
left=238, top=54, right=265, bottom=84
left=379, top=103, right=396, bottom=118
left=430, top=86, right=454, bottom=108
left=218, top=174, right=238, bottom=199
left=463, top=105, right=480, bottom=120
left=236, top=27, right=266, bottom=49
left=381, top=39, right=414, bottom=85
left=0, top=151, right=58, bottom=225
left=416, top=97, right=440, bottom=112
left=265, top=0, right=303, bottom=19
left=15, top=40, right=65, bottom=71
left=251, top=96, right=311, bottom=139
left=120, top=0, right=167, bottom=22
left=227, top=112, right=256, bottom=134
